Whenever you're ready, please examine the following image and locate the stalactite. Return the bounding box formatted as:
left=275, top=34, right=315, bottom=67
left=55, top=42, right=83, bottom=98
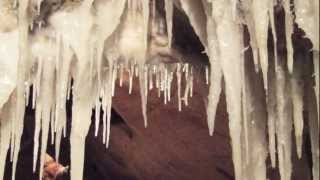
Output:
left=267, top=0, right=278, bottom=168
left=211, top=1, right=243, bottom=179
left=206, top=16, right=222, bottom=135
left=13, top=0, right=30, bottom=179
left=38, top=59, right=55, bottom=180
left=55, top=38, right=72, bottom=162
left=165, top=0, right=173, bottom=48
left=275, top=57, right=293, bottom=180
left=241, top=42, right=268, bottom=180
left=291, top=54, right=304, bottom=158
left=283, top=0, right=294, bottom=73
left=252, top=0, right=269, bottom=91
left=176, top=63, right=182, bottom=111
left=314, top=52, right=319, bottom=123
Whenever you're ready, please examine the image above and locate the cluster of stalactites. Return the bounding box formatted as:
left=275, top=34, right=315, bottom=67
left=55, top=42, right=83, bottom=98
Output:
left=0, top=0, right=319, bottom=180
left=0, top=0, right=198, bottom=176
left=201, top=1, right=319, bottom=180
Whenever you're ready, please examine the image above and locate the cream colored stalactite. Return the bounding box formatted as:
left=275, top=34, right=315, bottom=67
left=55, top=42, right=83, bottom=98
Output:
left=252, top=0, right=269, bottom=91
left=314, top=52, right=319, bottom=124
left=33, top=56, right=43, bottom=172
left=241, top=51, right=268, bottom=180
left=165, top=0, right=173, bottom=48
left=211, top=1, right=243, bottom=180
left=139, top=65, right=149, bottom=127
left=38, top=58, right=56, bottom=180
left=283, top=0, right=294, bottom=73
left=275, top=58, right=293, bottom=180
left=176, top=64, right=182, bottom=111
left=141, top=0, right=150, bottom=128
left=267, top=0, right=278, bottom=168
left=267, top=65, right=278, bottom=168
left=291, top=55, right=304, bottom=158
left=69, top=1, right=94, bottom=179
left=206, top=16, right=222, bottom=135
left=54, top=36, right=73, bottom=162
left=12, top=0, right=30, bottom=179
left=101, top=58, right=117, bottom=148
left=241, top=0, right=260, bottom=72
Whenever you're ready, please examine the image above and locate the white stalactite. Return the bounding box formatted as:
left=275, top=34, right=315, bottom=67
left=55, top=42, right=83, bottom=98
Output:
left=291, top=55, right=304, bottom=158
left=13, top=0, right=29, bottom=179
left=267, top=0, right=278, bottom=167
left=211, top=1, right=243, bottom=179
left=283, top=0, right=294, bottom=73
left=206, top=17, right=222, bottom=135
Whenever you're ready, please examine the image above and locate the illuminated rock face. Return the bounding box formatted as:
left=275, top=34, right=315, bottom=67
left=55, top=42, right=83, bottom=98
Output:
left=0, top=0, right=318, bottom=180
